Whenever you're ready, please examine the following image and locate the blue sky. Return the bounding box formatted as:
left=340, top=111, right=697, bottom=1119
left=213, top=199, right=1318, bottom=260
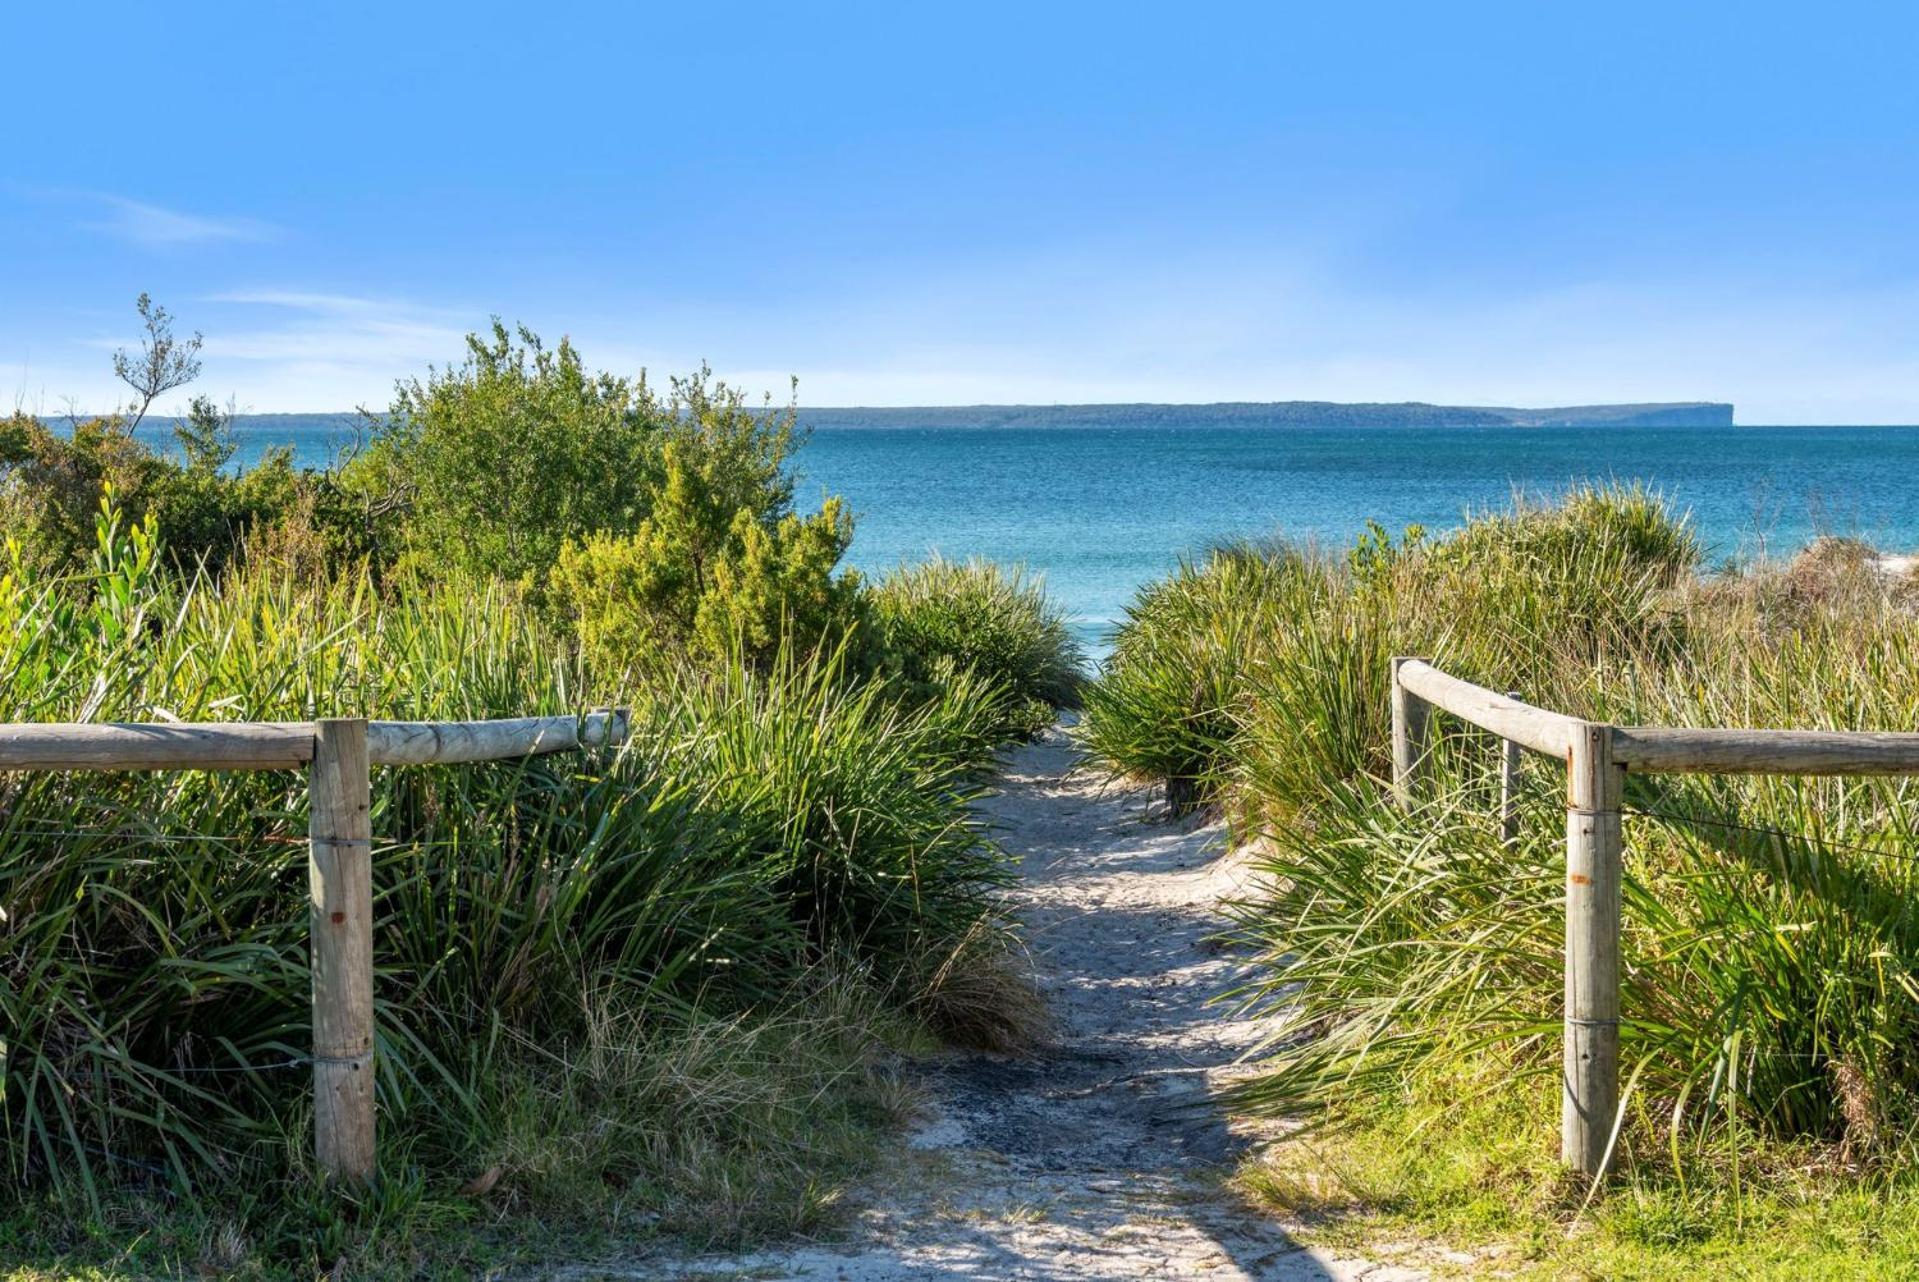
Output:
left=5, top=1, right=1919, bottom=422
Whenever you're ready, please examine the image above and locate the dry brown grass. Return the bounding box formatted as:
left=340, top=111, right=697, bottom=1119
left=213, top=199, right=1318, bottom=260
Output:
left=910, top=922, right=1050, bottom=1052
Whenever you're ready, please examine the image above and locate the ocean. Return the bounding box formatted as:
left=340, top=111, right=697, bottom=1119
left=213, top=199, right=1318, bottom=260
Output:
left=194, top=415, right=1919, bottom=654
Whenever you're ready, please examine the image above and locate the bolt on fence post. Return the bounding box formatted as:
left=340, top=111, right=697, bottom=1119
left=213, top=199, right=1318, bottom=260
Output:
left=309, top=717, right=375, bottom=1184
left=1499, top=691, right=1524, bottom=845
left=1563, top=720, right=1624, bottom=1180
left=1390, top=656, right=1430, bottom=808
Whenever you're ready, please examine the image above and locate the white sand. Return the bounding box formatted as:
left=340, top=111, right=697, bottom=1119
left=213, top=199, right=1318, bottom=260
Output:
left=562, top=725, right=1423, bottom=1281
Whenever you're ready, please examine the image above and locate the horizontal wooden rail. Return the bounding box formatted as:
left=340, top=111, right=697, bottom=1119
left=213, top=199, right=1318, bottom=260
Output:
left=1392, top=661, right=1919, bottom=777
left=0, top=712, right=630, bottom=773
left=1389, top=654, right=1919, bottom=1185
left=1393, top=659, right=1580, bottom=758
left=0, top=721, right=315, bottom=771
left=368, top=711, right=630, bottom=766
left=0, top=707, right=631, bottom=1187
left=1611, top=726, right=1919, bottom=775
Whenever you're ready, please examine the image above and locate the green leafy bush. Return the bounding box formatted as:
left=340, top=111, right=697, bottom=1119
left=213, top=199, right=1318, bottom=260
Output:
left=550, top=444, right=876, bottom=676
left=348, top=323, right=662, bottom=584
left=0, top=402, right=342, bottom=578
left=356, top=324, right=889, bottom=678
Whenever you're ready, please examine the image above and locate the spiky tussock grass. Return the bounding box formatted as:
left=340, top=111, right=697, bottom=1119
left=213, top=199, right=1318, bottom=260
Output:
left=471, top=978, right=920, bottom=1252
left=1081, top=483, right=1919, bottom=1262
left=1078, top=542, right=1307, bottom=813
left=875, top=556, right=1085, bottom=739
left=907, top=917, right=1048, bottom=1052
left=0, top=504, right=1028, bottom=1272
left=3, top=981, right=918, bottom=1278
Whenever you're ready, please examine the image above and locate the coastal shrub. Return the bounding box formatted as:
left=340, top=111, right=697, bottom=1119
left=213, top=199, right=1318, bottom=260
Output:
left=144, top=399, right=310, bottom=577
left=0, top=412, right=156, bottom=570
left=352, top=325, right=814, bottom=594
left=874, top=558, right=1084, bottom=739
left=550, top=446, right=876, bottom=676
left=0, top=406, right=305, bottom=576
left=348, top=322, right=661, bottom=583
left=0, top=499, right=1013, bottom=1229
left=360, top=324, right=886, bottom=676
left=1085, top=485, right=1919, bottom=1174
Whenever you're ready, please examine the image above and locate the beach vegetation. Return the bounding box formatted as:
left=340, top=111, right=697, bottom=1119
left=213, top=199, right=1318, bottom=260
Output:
left=550, top=456, right=873, bottom=678
left=345, top=322, right=663, bottom=584
left=110, top=292, right=203, bottom=435
left=0, top=406, right=305, bottom=578
left=874, top=557, right=1084, bottom=740
left=1082, top=483, right=1919, bottom=1270
left=0, top=300, right=1081, bottom=1276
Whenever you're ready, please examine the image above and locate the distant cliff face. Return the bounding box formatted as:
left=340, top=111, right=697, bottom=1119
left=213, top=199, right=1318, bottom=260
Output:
left=799, top=401, right=1735, bottom=430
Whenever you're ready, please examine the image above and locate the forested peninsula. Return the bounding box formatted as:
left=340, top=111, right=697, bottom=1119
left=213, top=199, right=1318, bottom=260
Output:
left=800, top=400, right=1734, bottom=428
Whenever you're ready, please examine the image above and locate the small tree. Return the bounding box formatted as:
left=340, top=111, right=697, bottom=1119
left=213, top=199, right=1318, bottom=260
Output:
left=549, top=372, right=876, bottom=674
left=173, top=394, right=238, bottom=472
left=112, top=293, right=203, bottom=433
left=551, top=450, right=873, bottom=675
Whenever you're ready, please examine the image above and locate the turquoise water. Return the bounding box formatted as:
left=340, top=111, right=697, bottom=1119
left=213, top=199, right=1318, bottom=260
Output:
left=800, top=425, right=1919, bottom=652
left=201, top=417, right=1919, bottom=653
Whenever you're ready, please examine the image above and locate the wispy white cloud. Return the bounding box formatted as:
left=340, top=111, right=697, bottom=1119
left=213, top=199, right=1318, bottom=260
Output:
left=207, top=290, right=392, bottom=313
left=647, top=248, right=1919, bottom=424
left=191, top=290, right=472, bottom=408
left=43, top=290, right=475, bottom=411
left=15, top=231, right=1919, bottom=421
left=81, top=195, right=278, bottom=247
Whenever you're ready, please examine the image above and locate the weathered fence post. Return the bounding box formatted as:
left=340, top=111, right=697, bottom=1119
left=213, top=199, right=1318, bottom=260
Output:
left=1500, top=691, right=1524, bottom=844
left=309, top=717, right=375, bottom=1184
left=1563, top=720, right=1623, bottom=1179
left=1390, top=656, right=1430, bottom=808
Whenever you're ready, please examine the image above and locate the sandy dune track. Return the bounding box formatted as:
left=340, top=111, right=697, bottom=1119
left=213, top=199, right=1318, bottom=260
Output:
left=601, top=726, right=1421, bottom=1280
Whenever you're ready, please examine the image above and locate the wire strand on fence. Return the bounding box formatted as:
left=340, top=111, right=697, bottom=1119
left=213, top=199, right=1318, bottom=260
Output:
left=147, top=1057, right=312, bottom=1074
left=50, top=1057, right=313, bottom=1085
left=0, top=821, right=487, bottom=848
left=1624, top=798, right=1919, bottom=866
left=1473, top=768, right=1919, bottom=864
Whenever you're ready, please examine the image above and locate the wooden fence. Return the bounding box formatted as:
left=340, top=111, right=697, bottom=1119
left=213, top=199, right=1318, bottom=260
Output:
left=0, top=710, right=629, bottom=1185
left=1390, top=657, right=1919, bottom=1179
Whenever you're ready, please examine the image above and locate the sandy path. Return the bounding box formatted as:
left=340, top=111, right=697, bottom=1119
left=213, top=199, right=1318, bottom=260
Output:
left=635, top=726, right=1422, bottom=1281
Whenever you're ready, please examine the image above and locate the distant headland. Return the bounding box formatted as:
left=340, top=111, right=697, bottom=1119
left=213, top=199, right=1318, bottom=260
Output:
left=799, top=401, right=1734, bottom=429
